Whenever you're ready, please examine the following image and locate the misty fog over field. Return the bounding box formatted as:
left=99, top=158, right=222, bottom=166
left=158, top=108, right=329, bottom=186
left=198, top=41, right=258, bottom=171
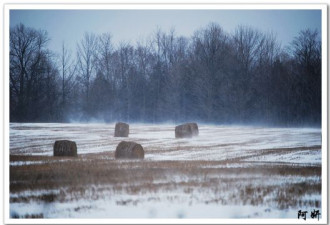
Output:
left=8, top=8, right=323, bottom=220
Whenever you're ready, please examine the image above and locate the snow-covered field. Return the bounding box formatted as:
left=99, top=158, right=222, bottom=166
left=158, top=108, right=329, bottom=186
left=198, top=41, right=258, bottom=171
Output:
left=9, top=123, right=322, bottom=219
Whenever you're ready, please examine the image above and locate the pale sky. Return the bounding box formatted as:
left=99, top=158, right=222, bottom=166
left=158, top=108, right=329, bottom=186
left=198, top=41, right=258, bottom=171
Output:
left=10, top=10, right=321, bottom=54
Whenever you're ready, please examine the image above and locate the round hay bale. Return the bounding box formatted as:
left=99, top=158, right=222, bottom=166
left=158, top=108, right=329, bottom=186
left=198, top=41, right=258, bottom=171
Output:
left=189, top=122, right=199, bottom=136
left=53, top=140, right=77, bottom=157
left=115, top=141, right=144, bottom=159
left=114, top=122, right=129, bottom=137
left=175, top=123, right=199, bottom=138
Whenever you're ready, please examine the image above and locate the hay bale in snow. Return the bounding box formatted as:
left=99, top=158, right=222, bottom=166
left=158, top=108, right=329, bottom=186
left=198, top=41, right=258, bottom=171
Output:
left=115, top=141, right=144, bottom=159
left=53, top=140, right=77, bottom=157
left=114, top=122, right=129, bottom=137
left=189, top=123, right=199, bottom=136
left=175, top=123, right=199, bottom=138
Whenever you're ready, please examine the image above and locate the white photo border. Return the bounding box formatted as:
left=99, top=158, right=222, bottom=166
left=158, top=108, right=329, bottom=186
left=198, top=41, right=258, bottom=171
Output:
left=2, top=2, right=328, bottom=224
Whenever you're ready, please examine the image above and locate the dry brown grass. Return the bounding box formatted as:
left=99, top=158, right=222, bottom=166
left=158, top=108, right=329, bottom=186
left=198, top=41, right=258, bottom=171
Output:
left=10, top=151, right=321, bottom=210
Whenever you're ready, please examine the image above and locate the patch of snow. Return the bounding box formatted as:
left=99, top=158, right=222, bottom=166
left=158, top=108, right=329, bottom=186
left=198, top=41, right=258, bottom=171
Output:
left=10, top=123, right=321, bottom=165
left=11, top=189, right=61, bottom=199
left=10, top=159, right=71, bottom=167
left=10, top=197, right=312, bottom=218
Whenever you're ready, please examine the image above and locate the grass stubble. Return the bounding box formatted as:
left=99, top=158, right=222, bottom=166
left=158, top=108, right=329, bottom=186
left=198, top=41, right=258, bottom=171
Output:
left=10, top=145, right=321, bottom=218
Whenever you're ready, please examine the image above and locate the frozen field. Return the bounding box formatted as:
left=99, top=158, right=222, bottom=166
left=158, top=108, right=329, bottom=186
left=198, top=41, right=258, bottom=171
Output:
left=9, top=123, right=322, bottom=219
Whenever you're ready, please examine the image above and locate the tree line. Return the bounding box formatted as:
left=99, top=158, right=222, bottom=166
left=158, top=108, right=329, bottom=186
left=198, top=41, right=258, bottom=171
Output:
left=10, top=23, right=321, bottom=126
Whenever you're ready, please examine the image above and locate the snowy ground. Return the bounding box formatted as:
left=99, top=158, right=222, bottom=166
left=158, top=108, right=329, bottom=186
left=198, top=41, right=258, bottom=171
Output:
left=9, top=123, right=322, bottom=219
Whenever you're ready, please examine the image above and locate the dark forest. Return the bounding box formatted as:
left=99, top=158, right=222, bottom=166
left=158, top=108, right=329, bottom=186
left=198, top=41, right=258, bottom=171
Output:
left=9, top=23, right=321, bottom=126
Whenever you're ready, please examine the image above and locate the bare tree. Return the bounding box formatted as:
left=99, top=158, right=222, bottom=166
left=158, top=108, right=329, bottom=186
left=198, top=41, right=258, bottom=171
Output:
left=191, top=23, right=230, bottom=122
left=97, top=33, right=114, bottom=82
left=92, top=33, right=115, bottom=121
left=10, top=23, right=50, bottom=121
left=59, top=42, right=76, bottom=117
left=233, top=25, right=262, bottom=74
left=76, top=32, right=98, bottom=116
left=135, top=41, right=154, bottom=121
left=291, top=29, right=321, bottom=124
left=119, top=43, right=134, bottom=122
left=231, top=26, right=264, bottom=122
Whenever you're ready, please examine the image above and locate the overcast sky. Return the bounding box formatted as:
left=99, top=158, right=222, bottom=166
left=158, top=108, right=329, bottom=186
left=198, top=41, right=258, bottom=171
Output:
left=10, top=10, right=321, bottom=54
